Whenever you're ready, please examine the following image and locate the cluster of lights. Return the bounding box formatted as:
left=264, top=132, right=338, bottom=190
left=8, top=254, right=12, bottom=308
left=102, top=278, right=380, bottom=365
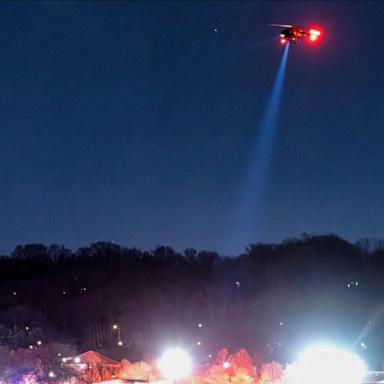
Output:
left=347, top=281, right=360, bottom=288
left=62, top=356, right=81, bottom=364
left=280, top=28, right=322, bottom=44
left=309, top=28, right=321, bottom=42
left=112, top=323, right=123, bottom=346
left=195, top=322, right=204, bottom=348
left=55, top=342, right=364, bottom=384
left=265, top=341, right=283, bottom=352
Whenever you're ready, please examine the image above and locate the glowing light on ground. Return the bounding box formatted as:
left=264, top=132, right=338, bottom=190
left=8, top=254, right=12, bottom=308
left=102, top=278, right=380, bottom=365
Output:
left=158, top=348, right=192, bottom=380
left=293, top=345, right=366, bottom=384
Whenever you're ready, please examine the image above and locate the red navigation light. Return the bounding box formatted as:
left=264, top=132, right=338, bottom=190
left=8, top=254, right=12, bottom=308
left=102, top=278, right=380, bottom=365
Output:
left=280, top=38, right=287, bottom=44
left=309, top=28, right=322, bottom=42
left=309, top=29, right=321, bottom=36
left=308, top=28, right=321, bottom=43
left=309, top=34, right=318, bottom=42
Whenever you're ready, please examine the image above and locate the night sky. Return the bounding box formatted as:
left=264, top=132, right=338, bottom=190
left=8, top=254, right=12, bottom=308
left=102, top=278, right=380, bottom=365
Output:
left=1, top=1, right=384, bottom=255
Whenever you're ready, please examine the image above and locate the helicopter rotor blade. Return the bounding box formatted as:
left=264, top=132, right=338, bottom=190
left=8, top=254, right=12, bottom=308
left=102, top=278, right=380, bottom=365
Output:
left=269, top=24, right=293, bottom=28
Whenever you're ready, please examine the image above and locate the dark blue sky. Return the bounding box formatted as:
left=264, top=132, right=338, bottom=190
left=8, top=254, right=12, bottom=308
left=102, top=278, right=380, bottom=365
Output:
left=1, top=1, right=384, bottom=254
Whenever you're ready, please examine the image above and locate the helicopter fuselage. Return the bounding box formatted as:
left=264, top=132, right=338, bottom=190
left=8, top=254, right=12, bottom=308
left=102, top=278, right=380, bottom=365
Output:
left=280, top=27, right=307, bottom=43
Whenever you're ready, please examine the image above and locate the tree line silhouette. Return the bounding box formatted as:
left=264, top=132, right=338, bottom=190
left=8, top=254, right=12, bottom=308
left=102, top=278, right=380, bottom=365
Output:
left=1, top=234, right=384, bottom=368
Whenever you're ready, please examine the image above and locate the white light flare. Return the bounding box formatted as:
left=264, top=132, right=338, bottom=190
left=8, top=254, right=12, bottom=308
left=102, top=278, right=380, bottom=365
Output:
left=308, top=28, right=321, bottom=42
left=309, top=29, right=321, bottom=37
left=294, top=345, right=366, bottom=384
left=158, top=348, right=192, bottom=381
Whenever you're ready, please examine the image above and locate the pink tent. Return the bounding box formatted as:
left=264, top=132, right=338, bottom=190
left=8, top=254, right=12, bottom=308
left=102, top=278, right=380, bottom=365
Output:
left=79, top=351, right=120, bottom=367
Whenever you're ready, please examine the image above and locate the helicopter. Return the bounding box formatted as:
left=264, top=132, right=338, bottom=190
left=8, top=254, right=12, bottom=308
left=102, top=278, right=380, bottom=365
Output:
left=270, top=24, right=322, bottom=44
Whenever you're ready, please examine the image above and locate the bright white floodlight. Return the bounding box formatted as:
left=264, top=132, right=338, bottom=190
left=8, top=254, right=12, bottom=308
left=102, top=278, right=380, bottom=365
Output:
left=294, top=345, right=366, bottom=384
left=158, top=348, right=192, bottom=380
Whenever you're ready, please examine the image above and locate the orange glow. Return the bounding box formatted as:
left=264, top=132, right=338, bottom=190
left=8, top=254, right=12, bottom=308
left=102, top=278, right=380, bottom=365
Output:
left=309, top=34, right=318, bottom=42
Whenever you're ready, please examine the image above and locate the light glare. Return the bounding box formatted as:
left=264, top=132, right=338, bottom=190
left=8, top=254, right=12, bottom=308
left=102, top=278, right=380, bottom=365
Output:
left=309, top=29, right=321, bottom=36
left=158, top=348, right=192, bottom=380
left=294, top=345, right=366, bottom=384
